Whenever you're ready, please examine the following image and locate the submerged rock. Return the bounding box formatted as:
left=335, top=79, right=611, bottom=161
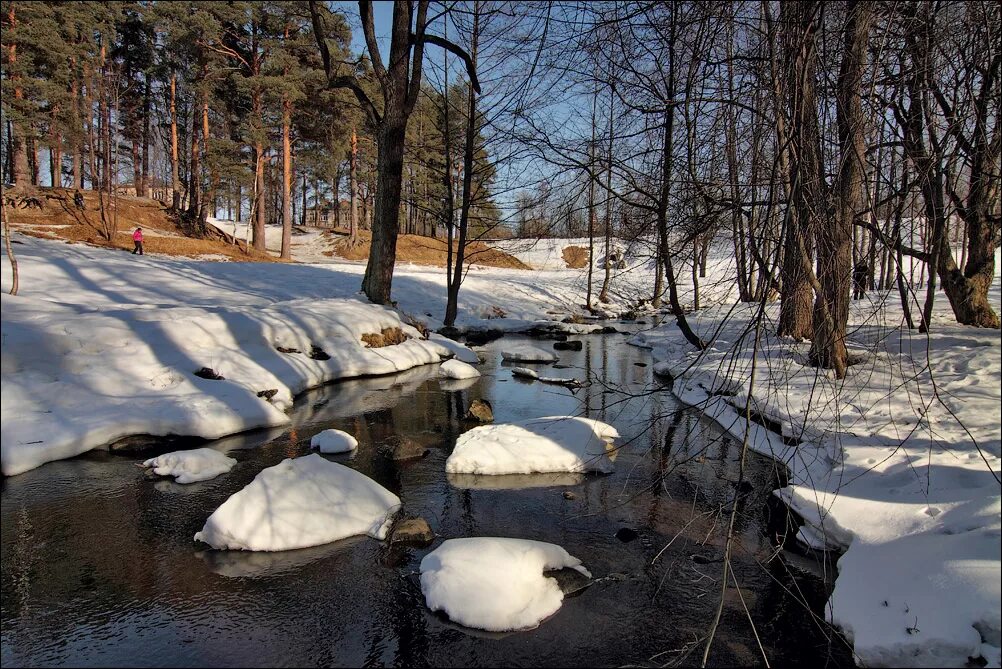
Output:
left=387, top=436, right=429, bottom=461
left=553, top=340, right=583, bottom=351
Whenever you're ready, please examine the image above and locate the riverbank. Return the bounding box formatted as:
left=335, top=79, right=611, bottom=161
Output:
left=629, top=284, right=1002, bottom=667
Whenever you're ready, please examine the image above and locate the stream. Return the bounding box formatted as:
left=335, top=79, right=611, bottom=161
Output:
left=1, top=329, right=853, bottom=667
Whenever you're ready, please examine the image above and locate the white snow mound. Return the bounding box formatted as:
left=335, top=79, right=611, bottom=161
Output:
left=141, top=448, right=236, bottom=484
left=194, top=454, right=400, bottom=551
left=440, top=359, right=481, bottom=380
left=445, top=416, right=618, bottom=475
left=310, top=429, right=358, bottom=454
left=420, top=537, right=590, bottom=632
left=500, top=344, right=558, bottom=363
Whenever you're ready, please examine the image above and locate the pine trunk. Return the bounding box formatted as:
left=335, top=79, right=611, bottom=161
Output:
left=170, top=73, right=181, bottom=210
left=280, top=94, right=292, bottom=260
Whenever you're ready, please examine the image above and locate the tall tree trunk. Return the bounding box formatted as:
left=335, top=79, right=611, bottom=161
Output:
left=187, top=98, right=201, bottom=221
left=586, top=85, right=597, bottom=313
left=141, top=74, right=150, bottom=197
left=775, top=0, right=816, bottom=340
left=7, top=6, right=29, bottom=190
left=200, top=84, right=215, bottom=223
left=350, top=128, right=359, bottom=244
left=280, top=93, right=293, bottom=260
left=598, top=70, right=615, bottom=304
left=809, top=0, right=872, bottom=378
left=444, top=2, right=480, bottom=327
left=170, top=73, right=181, bottom=210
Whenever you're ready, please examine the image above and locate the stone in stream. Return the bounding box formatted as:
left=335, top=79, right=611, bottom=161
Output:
left=391, top=517, right=435, bottom=546
left=562, top=491, right=577, bottom=500
left=553, top=340, right=583, bottom=351
left=387, top=436, right=430, bottom=461
left=465, top=399, right=494, bottom=423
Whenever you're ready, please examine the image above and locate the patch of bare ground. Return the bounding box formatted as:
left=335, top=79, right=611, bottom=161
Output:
left=562, top=245, right=589, bottom=269
left=322, top=228, right=530, bottom=269
left=6, top=187, right=276, bottom=262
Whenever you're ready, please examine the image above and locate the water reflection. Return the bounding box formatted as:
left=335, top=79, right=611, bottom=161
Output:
left=446, top=472, right=585, bottom=490
left=1, top=332, right=851, bottom=668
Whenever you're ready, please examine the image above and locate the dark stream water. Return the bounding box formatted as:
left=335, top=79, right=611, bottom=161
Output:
left=1, top=332, right=852, bottom=667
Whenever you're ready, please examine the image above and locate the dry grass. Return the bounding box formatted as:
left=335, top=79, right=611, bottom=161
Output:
left=7, top=187, right=276, bottom=262
left=361, top=327, right=409, bottom=348
left=325, top=229, right=530, bottom=270
left=562, top=245, right=589, bottom=269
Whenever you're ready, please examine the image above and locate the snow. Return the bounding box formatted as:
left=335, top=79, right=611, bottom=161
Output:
left=445, top=416, right=619, bottom=475
left=309, top=429, right=358, bottom=454
left=419, top=537, right=591, bottom=632
left=141, top=448, right=236, bottom=483
left=631, top=252, right=1002, bottom=668
left=500, top=344, right=558, bottom=363
left=194, top=454, right=400, bottom=551
left=0, top=235, right=465, bottom=476
left=439, top=359, right=481, bottom=379
left=2, top=222, right=999, bottom=664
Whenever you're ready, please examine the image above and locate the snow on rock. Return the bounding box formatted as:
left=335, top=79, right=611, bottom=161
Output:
left=420, top=537, right=591, bottom=632
left=500, top=344, right=558, bottom=363
left=445, top=416, right=618, bottom=476
left=194, top=454, right=400, bottom=551
left=440, top=359, right=481, bottom=380
left=309, top=429, right=358, bottom=454
left=141, top=448, right=236, bottom=484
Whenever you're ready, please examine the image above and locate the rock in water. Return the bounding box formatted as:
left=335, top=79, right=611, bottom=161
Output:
left=466, top=398, right=494, bottom=423
left=391, top=517, right=435, bottom=546
left=387, top=436, right=429, bottom=461
left=553, top=340, right=583, bottom=351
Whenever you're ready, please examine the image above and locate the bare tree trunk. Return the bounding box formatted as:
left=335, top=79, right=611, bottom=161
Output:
left=598, top=69, right=615, bottom=304
left=809, top=0, right=872, bottom=378
left=141, top=74, right=150, bottom=197
left=1, top=184, right=18, bottom=295
left=444, top=1, right=480, bottom=327
left=170, top=73, right=181, bottom=211
left=350, top=128, right=359, bottom=244
left=280, top=92, right=293, bottom=260
left=774, top=0, right=815, bottom=340
left=586, top=84, right=597, bottom=313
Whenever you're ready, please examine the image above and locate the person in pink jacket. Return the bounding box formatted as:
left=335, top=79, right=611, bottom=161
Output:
left=132, top=227, right=144, bottom=255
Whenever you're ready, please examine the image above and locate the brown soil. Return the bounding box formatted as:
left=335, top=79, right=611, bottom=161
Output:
left=5, top=187, right=275, bottom=262
left=562, top=245, right=589, bottom=269
left=325, top=229, right=530, bottom=270
left=361, top=327, right=409, bottom=348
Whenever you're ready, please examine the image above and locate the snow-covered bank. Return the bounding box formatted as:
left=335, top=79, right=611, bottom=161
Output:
left=631, top=278, right=1002, bottom=667
left=0, top=235, right=468, bottom=476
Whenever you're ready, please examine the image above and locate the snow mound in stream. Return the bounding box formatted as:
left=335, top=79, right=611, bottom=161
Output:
left=310, top=429, right=358, bottom=454
left=445, top=416, right=618, bottom=475
left=142, top=448, right=236, bottom=483
left=420, top=537, right=590, bottom=632
left=194, top=454, right=400, bottom=551
left=440, top=359, right=481, bottom=379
